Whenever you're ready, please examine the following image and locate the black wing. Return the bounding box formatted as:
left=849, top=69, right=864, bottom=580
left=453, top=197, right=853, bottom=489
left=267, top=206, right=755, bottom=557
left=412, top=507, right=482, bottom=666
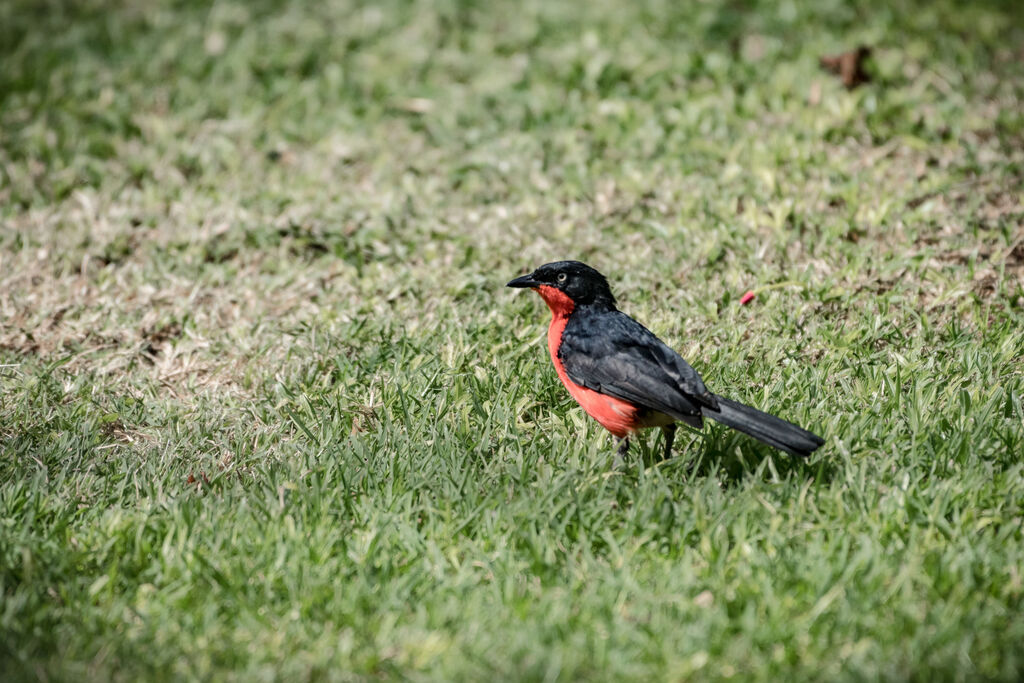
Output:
left=560, top=310, right=718, bottom=424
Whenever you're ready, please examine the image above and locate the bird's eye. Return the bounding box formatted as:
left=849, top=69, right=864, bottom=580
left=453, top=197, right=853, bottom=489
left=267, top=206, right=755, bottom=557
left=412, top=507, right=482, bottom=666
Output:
left=557, top=272, right=567, bottom=283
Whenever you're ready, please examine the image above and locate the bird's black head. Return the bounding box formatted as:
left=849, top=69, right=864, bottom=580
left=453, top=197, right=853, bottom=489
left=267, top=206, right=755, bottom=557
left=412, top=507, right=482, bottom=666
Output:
left=507, top=260, right=617, bottom=309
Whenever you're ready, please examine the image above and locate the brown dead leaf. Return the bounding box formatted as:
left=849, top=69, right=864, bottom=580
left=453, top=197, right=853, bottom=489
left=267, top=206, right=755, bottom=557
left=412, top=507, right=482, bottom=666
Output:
left=186, top=471, right=211, bottom=486
left=820, top=46, right=872, bottom=89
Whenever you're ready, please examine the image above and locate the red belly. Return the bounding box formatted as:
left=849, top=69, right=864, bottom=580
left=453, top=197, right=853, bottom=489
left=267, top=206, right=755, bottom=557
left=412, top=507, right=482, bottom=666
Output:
left=560, top=377, right=642, bottom=438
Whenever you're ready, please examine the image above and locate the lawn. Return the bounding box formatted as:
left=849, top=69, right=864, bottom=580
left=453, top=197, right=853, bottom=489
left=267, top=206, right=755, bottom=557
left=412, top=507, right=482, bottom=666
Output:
left=2, top=0, right=1023, bottom=680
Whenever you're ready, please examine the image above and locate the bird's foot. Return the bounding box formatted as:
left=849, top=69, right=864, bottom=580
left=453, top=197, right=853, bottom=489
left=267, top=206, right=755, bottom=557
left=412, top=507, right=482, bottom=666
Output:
left=613, top=437, right=630, bottom=468
left=661, top=424, right=677, bottom=460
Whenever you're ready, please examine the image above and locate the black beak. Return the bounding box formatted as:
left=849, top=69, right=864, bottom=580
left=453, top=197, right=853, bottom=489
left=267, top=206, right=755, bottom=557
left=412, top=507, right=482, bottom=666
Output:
left=507, top=273, right=539, bottom=288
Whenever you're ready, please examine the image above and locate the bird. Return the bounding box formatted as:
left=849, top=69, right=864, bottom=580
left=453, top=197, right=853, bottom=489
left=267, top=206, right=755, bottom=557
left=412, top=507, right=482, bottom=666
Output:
left=507, top=260, right=823, bottom=461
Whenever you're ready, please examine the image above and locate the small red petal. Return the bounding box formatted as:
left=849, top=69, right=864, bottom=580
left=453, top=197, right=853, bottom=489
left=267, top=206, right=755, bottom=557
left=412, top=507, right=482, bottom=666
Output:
left=740, top=290, right=755, bottom=305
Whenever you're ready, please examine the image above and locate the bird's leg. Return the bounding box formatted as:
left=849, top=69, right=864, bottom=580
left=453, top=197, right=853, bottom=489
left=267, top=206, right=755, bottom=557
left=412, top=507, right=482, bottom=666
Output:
left=661, top=424, right=677, bottom=460
left=613, top=436, right=630, bottom=467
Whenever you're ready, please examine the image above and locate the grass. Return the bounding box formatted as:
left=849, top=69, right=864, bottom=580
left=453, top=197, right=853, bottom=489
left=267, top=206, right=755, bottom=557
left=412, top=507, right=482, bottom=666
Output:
left=2, top=0, right=1023, bottom=679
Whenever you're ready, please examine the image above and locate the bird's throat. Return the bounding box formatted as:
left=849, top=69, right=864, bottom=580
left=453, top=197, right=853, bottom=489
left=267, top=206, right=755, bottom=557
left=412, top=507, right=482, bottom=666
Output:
left=535, top=285, right=575, bottom=318
left=537, top=285, right=575, bottom=381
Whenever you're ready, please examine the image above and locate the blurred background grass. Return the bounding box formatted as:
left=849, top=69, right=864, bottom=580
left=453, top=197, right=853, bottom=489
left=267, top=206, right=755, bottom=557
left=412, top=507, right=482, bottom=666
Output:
left=1, top=0, right=1023, bottom=680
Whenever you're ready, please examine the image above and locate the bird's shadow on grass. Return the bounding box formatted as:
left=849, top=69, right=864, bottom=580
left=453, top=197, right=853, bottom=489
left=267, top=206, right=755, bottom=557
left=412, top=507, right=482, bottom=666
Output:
left=632, top=426, right=839, bottom=488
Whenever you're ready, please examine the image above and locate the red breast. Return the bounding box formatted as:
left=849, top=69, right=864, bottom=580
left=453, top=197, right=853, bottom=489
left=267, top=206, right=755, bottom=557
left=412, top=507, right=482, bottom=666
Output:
left=535, top=285, right=641, bottom=438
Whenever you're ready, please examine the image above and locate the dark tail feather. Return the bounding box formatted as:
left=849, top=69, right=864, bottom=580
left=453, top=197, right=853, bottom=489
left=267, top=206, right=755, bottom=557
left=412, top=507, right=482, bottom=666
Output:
left=705, top=396, right=824, bottom=457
